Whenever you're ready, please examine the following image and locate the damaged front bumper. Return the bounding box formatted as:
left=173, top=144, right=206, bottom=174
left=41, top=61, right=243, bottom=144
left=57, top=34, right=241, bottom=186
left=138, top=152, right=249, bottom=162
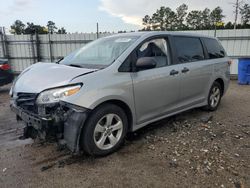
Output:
left=10, top=101, right=90, bottom=153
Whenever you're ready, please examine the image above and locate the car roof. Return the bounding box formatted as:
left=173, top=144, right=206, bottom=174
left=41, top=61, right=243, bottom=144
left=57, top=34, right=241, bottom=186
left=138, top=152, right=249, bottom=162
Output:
left=109, top=31, right=217, bottom=40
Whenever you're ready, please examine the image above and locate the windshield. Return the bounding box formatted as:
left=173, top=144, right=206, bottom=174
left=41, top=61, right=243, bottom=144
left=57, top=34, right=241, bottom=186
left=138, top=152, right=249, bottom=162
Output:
left=60, top=35, right=139, bottom=69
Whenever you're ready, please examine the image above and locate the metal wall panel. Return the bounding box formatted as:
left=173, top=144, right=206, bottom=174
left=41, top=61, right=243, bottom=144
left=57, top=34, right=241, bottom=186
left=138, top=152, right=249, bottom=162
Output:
left=0, top=30, right=249, bottom=74
left=230, top=59, right=238, bottom=75
left=4, top=35, right=36, bottom=72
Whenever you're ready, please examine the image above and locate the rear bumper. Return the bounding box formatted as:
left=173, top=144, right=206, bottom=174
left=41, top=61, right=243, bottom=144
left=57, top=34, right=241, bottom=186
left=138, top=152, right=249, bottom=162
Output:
left=10, top=102, right=90, bottom=153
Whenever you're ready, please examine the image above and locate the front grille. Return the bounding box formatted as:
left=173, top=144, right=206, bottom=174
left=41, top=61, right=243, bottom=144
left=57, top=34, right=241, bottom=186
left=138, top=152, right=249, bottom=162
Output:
left=16, top=93, right=38, bottom=113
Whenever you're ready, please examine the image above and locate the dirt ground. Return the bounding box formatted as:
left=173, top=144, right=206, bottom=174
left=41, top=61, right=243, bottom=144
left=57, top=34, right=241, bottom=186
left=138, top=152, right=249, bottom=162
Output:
left=0, top=81, right=249, bottom=188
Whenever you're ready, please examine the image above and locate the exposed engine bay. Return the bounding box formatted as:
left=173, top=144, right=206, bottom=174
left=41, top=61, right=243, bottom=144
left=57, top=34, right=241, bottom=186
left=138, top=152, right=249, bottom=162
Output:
left=10, top=92, right=89, bottom=153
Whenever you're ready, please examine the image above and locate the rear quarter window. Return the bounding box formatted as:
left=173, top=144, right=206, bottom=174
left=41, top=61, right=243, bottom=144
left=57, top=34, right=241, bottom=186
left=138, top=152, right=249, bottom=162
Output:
left=173, top=36, right=205, bottom=63
left=203, top=38, right=225, bottom=59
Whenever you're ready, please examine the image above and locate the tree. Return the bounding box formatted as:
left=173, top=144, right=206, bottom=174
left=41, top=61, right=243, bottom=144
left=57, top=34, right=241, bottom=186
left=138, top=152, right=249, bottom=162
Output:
left=142, top=15, right=152, bottom=30
left=150, top=6, right=176, bottom=31
left=24, top=22, right=48, bottom=34
left=151, top=13, right=161, bottom=30
left=10, top=20, right=25, bottom=34
left=210, top=7, right=225, bottom=25
left=47, top=21, right=57, bottom=34
left=225, top=21, right=234, bottom=29
left=186, top=11, right=203, bottom=29
left=141, top=4, right=250, bottom=31
left=176, top=4, right=188, bottom=30
left=118, top=30, right=127, bottom=33
left=164, top=7, right=177, bottom=30
left=57, top=27, right=67, bottom=34
left=24, top=22, right=35, bottom=34
left=240, top=4, right=250, bottom=26
left=9, top=20, right=67, bottom=35
left=201, top=8, right=211, bottom=29
left=153, top=6, right=167, bottom=30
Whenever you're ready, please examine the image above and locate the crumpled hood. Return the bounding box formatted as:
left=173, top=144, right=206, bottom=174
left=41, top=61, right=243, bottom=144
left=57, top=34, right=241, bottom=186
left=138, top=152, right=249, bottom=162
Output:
left=13, top=63, right=96, bottom=93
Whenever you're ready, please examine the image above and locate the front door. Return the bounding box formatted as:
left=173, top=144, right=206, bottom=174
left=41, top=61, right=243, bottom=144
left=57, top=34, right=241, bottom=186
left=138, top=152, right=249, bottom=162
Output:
left=131, top=37, right=181, bottom=124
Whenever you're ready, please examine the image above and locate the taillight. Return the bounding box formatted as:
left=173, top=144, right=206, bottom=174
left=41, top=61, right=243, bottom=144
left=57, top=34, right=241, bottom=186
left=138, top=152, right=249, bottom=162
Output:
left=0, top=64, right=11, bottom=71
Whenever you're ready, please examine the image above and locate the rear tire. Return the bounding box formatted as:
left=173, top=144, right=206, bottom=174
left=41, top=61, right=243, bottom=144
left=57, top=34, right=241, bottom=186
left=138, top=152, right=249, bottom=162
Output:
left=81, top=104, right=128, bottom=156
left=204, top=81, right=222, bottom=111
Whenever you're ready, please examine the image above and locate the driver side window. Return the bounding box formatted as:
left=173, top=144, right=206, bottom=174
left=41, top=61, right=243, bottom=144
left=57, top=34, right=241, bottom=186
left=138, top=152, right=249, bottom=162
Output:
left=137, top=38, right=169, bottom=68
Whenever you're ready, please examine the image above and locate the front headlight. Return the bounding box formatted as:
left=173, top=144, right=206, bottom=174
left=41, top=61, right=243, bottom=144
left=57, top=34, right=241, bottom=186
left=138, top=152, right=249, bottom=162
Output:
left=36, top=84, right=82, bottom=104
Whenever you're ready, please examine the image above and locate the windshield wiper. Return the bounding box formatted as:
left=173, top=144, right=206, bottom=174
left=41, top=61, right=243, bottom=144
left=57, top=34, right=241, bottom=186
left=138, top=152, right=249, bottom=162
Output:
left=56, top=57, right=64, bottom=64
left=68, top=64, right=83, bottom=68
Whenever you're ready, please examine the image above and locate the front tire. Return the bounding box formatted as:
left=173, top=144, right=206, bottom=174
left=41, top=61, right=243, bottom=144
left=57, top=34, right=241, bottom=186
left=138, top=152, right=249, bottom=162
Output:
left=81, top=104, right=128, bottom=156
left=205, top=81, right=222, bottom=111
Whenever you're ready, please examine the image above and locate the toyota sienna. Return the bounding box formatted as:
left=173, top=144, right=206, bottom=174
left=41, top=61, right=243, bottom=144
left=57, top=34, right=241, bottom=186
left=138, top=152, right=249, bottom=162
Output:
left=10, top=32, right=230, bottom=156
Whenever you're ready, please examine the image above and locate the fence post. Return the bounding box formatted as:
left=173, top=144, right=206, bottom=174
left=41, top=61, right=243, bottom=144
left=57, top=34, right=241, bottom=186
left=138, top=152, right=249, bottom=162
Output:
left=96, top=22, right=99, bottom=39
left=35, top=33, right=41, bottom=62
left=0, top=27, right=9, bottom=59
left=30, top=34, right=36, bottom=64
left=0, top=28, right=5, bottom=58
left=48, top=33, right=53, bottom=62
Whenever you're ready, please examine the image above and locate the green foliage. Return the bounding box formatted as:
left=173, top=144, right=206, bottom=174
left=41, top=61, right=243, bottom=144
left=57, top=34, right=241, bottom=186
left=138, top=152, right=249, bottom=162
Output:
left=240, top=4, right=250, bottom=26
left=143, top=6, right=177, bottom=31
left=210, top=7, right=224, bottom=24
left=201, top=8, right=211, bottom=29
left=47, top=21, right=57, bottom=34
left=142, top=4, right=250, bottom=30
left=186, top=10, right=203, bottom=29
left=142, top=15, right=151, bottom=31
left=10, top=20, right=67, bottom=35
left=176, top=4, right=188, bottom=30
left=24, top=22, right=48, bottom=34
left=57, top=27, right=67, bottom=34
left=225, top=21, right=234, bottom=29
left=10, top=20, right=25, bottom=34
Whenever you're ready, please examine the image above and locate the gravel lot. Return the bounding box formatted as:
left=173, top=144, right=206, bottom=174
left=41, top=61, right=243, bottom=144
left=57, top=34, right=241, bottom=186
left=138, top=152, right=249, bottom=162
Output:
left=0, top=81, right=249, bottom=188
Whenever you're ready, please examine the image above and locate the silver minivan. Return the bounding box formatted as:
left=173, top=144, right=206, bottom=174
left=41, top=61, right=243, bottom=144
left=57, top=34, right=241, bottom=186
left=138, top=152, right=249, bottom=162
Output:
left=10, top=32, right=230, bottom=156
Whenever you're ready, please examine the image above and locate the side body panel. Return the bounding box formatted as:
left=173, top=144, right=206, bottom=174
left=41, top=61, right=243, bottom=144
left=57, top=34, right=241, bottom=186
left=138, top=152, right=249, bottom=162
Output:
left=208, top=58, right=231, bottom=95
left=131, top=65, right=181, bottom=124
left=62, top=66, right=136, bottom=124
left=178, top=60, right=213, bottom=108
left=133, top=36, right=230, bottom=131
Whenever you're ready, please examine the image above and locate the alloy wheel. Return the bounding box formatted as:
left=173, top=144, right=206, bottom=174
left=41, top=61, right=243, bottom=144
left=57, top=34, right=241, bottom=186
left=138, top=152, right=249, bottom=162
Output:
left=93, top=113, right=123, bottom=150
left=209, top=86, right=221, bottom=108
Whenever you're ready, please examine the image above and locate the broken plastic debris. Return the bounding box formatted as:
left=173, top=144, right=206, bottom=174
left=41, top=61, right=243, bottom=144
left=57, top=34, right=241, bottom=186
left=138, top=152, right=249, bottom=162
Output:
left=200, top=149, right=209, bottom=153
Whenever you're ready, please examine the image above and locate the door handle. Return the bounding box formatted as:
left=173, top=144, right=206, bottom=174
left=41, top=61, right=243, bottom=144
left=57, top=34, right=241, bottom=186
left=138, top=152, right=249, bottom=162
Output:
left=170, top=69, right=179, bottom=76
left=181, top=67, right=189, bottom=73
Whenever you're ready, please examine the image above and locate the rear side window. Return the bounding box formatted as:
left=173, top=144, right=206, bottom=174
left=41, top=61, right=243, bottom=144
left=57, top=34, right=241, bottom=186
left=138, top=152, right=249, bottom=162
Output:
left=174, top=37, right=205, bottom=63
left=203, top=38, right=225, bottom=59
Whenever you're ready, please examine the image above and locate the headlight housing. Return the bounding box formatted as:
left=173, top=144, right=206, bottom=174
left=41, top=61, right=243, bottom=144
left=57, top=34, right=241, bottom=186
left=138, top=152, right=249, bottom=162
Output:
left=36, top=84, right=82, bottom=104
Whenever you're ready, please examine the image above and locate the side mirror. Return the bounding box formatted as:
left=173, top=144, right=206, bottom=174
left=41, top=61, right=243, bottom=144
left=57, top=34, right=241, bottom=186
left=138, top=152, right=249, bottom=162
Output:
left=136, top=57, right=156, bottom=70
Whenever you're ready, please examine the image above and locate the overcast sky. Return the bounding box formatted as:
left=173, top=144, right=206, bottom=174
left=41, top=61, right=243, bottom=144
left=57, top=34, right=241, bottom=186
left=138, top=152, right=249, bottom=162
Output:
left=1, top=0, right=249, bottom=33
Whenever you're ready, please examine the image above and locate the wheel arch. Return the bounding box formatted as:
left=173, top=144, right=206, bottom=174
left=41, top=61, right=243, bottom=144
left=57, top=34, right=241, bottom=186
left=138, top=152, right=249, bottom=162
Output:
left=214, top=77, right=225, bottom=95
left=90, top=99, right=134, bottom=132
